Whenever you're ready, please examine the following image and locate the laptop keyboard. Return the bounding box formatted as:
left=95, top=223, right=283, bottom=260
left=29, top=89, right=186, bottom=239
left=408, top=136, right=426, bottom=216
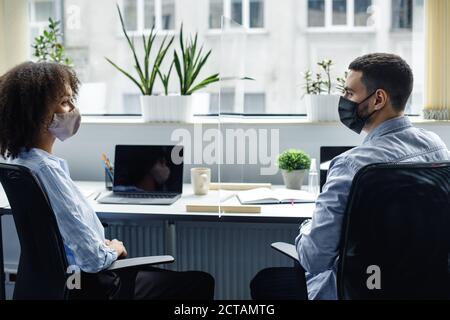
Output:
left=116, top=193, right=177, bottom=199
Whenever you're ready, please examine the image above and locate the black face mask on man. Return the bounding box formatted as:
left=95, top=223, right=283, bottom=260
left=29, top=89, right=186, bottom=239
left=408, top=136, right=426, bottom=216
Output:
left=338, top=91, right=378, bottom=134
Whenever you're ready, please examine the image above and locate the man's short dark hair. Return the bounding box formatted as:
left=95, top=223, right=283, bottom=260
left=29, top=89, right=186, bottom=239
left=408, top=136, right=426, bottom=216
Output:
left=0, top=61, right=80, bottom=159
left=348, top=53, right=413, bottom=112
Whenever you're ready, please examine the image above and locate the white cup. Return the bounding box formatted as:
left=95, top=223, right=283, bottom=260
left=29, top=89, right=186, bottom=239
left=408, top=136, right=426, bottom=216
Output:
left=191, top=167, right=211, bottom=195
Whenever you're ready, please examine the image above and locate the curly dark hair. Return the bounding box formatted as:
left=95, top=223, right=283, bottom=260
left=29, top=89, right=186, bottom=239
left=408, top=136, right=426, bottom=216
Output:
left=0, top=61, right=80, bottom=159
left=348, top=53, right=414, bottom=112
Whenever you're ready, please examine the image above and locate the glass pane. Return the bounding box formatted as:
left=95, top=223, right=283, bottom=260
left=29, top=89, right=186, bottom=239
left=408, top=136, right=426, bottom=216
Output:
left=308, top=0, right=325, bottom=27
left=332, top=0, right=347, bottom=26
left=35, top=0, right=56, bottom=22
left=209, top=90, right=235, bottom=113
left=161, top=0, right=175, bottom=30
left=218, top=17, right=248, bottom=206
left=231, top=0, right=242, bottom=25
left=123, top=0, right=138, bottom=31
left=144, top=0, right=155, bottom=29
left=392, top=0, right=413, bottom=30
left=354, top=0, right=372, bottom=26
left=28, top=1, right=423, bottom=115
left=244, top=93, right=265, bottom=113
left=249, top=0, right=264, bottom=28
left=209, top=0, right=223, bottom=29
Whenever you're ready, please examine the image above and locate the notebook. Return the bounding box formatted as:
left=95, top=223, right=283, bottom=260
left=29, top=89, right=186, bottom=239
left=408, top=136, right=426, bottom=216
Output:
left=237, top=187, right=316, bottom=205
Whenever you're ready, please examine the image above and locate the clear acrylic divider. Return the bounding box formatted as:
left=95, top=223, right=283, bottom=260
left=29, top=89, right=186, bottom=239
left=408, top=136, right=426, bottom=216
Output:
left=217, top=17, right=247, bottom=216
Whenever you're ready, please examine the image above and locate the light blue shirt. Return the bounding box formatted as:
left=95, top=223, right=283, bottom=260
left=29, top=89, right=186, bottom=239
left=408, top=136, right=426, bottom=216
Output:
left=10, top=148, right=117, bottom=273
left=296, top=116, right=450, bottom=300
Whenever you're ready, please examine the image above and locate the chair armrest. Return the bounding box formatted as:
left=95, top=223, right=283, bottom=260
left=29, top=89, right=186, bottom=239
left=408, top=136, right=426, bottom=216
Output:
left=107, top=255, right=174, bottom=271
left=271, top=242, right=299, bottom=262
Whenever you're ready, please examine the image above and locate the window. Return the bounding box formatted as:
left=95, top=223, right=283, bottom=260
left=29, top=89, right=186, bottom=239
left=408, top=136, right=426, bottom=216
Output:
left=308, top=0, right=374, bottom=29
left=122, top=0, right=175, bottom=33
left=209, top=0, right=264, bottom=29
left=29, top=0, right=61, bottom=42
left=308, top=0, right=325, bottom=27
left=209, top=91, right=266, bottom=114
left=249, top=0, right=264, bottom=28
left=27, top=1, right=423, bottom=116
left=392, top=0, right=413, bottom=30
left=209, top=0, right=223, bottom=29
left=354, top=0, right=372, bottom=26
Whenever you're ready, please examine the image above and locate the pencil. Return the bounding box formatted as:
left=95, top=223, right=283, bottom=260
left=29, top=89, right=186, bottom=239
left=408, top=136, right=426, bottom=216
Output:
left=102, top=154, right=113, bottom=171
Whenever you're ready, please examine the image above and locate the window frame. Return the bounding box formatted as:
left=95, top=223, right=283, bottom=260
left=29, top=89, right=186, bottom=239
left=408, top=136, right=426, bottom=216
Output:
left=208, top=0, right=265, bottom=31
left=307, top=0, right=376, bottom=32
left=119, top=0, right=176, bottom=36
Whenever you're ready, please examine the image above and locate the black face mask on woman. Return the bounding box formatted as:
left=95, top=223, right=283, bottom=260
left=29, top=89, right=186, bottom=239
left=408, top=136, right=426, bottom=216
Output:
left=338, top=91, right=379, bottom=134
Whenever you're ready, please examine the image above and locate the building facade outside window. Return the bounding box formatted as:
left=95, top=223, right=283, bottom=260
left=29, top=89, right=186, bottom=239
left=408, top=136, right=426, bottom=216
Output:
left=29, top=0, right=62, bottom=42
left=209, top=0, right=264, bottom=30
left=307, top=0, right=375, bottom=30
left=122, top=0, right=175, bottom=33
left=391, top=0, right=413, bottom=30
left=27, top=0, right=423, bottom=116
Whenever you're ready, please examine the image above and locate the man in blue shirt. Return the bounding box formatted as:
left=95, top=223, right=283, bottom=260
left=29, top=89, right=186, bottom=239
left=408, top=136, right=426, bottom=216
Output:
left=251, top=53, right=450, bottom=300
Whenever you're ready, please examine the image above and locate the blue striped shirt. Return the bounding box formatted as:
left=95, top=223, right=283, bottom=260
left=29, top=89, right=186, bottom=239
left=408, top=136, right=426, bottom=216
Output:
left=296, top=116, right=450, bottom=299
left=10, top=148, right=117, bottom=273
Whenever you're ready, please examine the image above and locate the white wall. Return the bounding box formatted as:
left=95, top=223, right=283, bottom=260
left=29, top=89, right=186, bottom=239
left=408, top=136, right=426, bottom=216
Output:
left=53, top=119, right=450, bottom=183
left=0, top=0, right=29, bottom=74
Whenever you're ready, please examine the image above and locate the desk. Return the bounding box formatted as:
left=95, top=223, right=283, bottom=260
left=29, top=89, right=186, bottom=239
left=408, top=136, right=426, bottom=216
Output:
left=81, top=182, right=315, bottom=223
left=0, top=182, right=315, bottom=300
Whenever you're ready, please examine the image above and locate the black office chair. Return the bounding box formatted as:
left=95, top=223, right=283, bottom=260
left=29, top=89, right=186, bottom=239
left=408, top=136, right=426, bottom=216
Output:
left=0, top=163, right=174, bottom=300
left=272, top=162, right=450, bottom=300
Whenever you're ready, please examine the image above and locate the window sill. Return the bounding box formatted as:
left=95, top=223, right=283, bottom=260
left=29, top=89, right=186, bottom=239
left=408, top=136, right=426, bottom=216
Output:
left=205, top=28, right=269, bottom=36
left=305, top=27, right=377, bottom=34
left=80, top=115, right=450, bottom=126
left=118, top=30, right=176, bottom=38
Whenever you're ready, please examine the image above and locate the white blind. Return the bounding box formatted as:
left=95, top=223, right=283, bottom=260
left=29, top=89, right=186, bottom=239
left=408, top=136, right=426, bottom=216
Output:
left=424, top=0, right=450, bottom=120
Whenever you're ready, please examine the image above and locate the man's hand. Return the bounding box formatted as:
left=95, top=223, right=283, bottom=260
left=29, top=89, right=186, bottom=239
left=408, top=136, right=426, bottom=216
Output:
left=106, top=239, right=128, bottom=258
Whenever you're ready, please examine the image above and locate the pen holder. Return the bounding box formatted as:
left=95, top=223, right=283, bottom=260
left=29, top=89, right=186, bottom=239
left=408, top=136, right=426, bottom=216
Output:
left=105, top=167, right=114, bottom=190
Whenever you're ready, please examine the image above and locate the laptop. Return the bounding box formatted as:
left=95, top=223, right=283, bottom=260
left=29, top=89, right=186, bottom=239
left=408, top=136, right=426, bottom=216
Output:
left=97, top=145, right=183, bottom=205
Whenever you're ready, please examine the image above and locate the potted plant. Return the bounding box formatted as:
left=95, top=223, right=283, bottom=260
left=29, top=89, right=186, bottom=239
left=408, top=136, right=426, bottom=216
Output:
left=277, top=149, right=311, bottom=190
left=106, top=4, right=175, bottom=122
left=32, top=19, right=109, bottom=114
left=303, top=59, right=346, bottom=122
left=163, top=24, right=219, bottom=122
left=106, top=3, right=220, bottom=122
left=32, top=18, right=73, bottom=66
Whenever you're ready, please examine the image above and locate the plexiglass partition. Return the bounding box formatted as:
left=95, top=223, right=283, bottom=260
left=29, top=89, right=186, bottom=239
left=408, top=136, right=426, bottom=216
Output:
left=215, top=17, right=248, bottom=212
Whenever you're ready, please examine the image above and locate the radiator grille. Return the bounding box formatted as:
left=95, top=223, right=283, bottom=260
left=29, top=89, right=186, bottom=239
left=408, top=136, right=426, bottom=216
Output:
left=105, top=220, right=299, bottom=299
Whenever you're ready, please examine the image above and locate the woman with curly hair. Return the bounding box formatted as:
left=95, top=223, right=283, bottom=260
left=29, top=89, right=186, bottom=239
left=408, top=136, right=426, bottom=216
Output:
left=0, top=62, right=214, bottom=299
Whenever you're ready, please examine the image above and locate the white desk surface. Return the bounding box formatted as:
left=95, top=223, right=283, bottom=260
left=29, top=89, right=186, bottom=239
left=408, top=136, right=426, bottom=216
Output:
left=1, top=182, right=315, bottom=223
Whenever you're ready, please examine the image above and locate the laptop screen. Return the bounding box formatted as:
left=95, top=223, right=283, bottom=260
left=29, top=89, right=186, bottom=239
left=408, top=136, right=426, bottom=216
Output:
left=113, top=145, right=183, bottom=194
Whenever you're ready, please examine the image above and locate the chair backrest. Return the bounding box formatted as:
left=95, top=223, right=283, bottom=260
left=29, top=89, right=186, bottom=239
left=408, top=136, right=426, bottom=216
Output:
left=0, top=163, right=69, bottom=299
left=337, top=162, right=450, bottom=300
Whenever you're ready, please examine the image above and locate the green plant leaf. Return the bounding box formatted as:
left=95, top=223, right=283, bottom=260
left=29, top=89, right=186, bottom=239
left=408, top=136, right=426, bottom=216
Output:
left=115, top=4, right=146, bottom=91
left=186, top=73, right=219, bottom=95
left=105, top=57, right=145, bottom=95
left=277, top=149, right=311, bottom=171
left=173, top=50, right=184, bottom=94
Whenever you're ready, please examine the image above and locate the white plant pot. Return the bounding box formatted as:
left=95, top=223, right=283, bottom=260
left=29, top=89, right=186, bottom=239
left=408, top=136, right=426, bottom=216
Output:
left=305, top=94, right=340, bottom=122
left=281, top=169, right=307, bottom=190
left=140, top=93, right=210, bottom=123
